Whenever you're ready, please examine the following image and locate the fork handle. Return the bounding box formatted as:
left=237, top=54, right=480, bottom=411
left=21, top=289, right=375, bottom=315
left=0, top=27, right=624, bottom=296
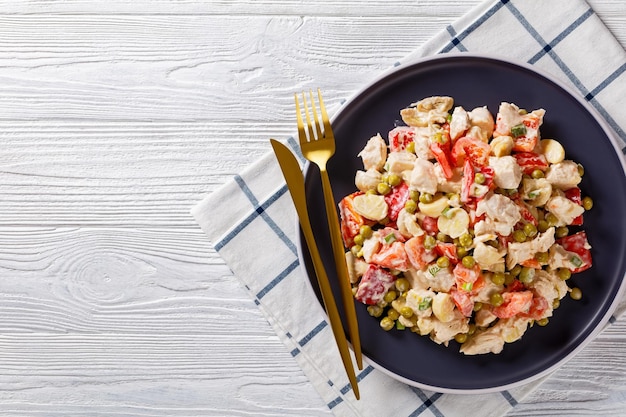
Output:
left=319, top=168, right=363, bottom=370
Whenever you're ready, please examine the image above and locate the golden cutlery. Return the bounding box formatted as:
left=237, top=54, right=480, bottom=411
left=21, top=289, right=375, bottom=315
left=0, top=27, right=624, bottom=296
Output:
left=295, top=89, right=363, bottom=370
left=270, top=139, right=360, bottom=400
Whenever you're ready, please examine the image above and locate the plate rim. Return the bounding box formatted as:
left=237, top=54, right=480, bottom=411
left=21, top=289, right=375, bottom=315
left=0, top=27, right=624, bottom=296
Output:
left=295, top=52, right=626, bottom=394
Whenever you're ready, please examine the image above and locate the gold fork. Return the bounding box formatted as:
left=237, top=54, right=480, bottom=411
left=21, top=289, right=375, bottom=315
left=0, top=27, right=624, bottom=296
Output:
left=295, top=89, right=363, bottom=370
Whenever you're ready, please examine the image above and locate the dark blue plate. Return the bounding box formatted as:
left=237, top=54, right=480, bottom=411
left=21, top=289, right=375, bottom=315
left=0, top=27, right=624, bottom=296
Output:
left=299, top=54, right=626, bottom=392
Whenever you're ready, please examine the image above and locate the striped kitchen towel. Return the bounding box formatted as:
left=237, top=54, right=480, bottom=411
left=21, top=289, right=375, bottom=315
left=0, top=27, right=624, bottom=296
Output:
left=192, top=0, right=626, bottom=416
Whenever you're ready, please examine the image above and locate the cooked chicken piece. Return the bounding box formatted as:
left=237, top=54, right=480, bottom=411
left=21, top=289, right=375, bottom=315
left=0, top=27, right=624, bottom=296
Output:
left=449, top=106, right=470, bottom=140
left=460, top=317, right=531, bottom=355
left=506, top=227, right=555, bottom=270
left=545, top=160, right=582, bottom=190
left=396, top=208, right=424, bottom=238
left=434, top=166, right=463, bottom=194
left=361, top=232, right=381, bottom=263
left=412, top=127, right=435, bottom=160
left=545, top=196, right=585, bottom=226
left=468, top=106, right=495, bottom=141
left=424, top=265, right=455, bottom=292
left=386, top=151, right=416, bottom=175
left=474, top=308, right=498, bottom=327
left=409, top=157, right=439, bottom=195
left=489, top=156, right=522, bottom=189
left=430, top=310, right=470, bottom=345
left=476, top=193, right=521, bottom=236
left=548, top=243, right=586, bottom=270
left=526, top=270, right=568, bottom=315
left=404, top=268, right=431, bottom=291
left=494, top=102, right=545, bottom=140
left=358, top=133, right=387, bottom=171
left=354, top=168, right=381, bottom=192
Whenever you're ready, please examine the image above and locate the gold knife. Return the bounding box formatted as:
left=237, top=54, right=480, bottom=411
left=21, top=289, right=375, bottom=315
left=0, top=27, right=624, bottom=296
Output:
left=270, top=139, right=360, bottom=400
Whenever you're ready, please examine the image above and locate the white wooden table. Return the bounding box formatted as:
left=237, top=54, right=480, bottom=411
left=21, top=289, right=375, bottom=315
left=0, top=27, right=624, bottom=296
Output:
left=0, top=1, right=625, bottom=416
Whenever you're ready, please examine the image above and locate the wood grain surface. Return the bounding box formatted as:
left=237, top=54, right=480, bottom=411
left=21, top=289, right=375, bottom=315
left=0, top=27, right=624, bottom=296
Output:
left=0, top=1, right=625, bottom=416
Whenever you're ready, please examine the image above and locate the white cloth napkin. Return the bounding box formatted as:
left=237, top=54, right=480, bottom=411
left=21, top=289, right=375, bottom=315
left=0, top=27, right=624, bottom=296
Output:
left=192, top=0, right=626, bottom=416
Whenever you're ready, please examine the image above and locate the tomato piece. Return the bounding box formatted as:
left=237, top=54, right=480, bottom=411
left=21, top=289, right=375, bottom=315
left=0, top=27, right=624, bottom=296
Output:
left=435, top=242, right=458, bottom=263
left=388, top=126, right=415, bottom=152
left=558, top=231, right=592, bottom=273
left=384, top=181, right=410, bottom=222
left=453, top=263, right=482, bottom=291
left=513, top=197, right=538, bottom=226
left=565, top=187, right=583, bottom=226
left=513, top=152, right=548, bottom=175
left=506, top=279, right=526, bottom=292
left=492, top=291, right=534, bottom=318
left=370, top=241, right=409, bottom=271
left=450, top=289, right=474, bottom=317
left=338, top=192, right=368, bottom=247
left=520, top=258, right=542, bottom=269
left=420, top=216, right=439, bottom=235
left=355, top=264, right=397, bottom=305
left=430, top=142, right=454, bottom=179
left=521, top=295, right=549, bottom=320
left=452, top=136, right=491, bottom=167
left=405, top=235, right=437, bottom=270
left=461, top=158, right=474, bottom=203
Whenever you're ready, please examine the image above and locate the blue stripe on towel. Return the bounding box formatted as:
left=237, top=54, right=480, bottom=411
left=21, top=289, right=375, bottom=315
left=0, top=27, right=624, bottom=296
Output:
left=440, top=0, right=508, bottom=53
left=501, top=390, right=518, bottom=406
left=408, top=388, right=444, bottom=417
left=256, top=259, right=299, bottom=299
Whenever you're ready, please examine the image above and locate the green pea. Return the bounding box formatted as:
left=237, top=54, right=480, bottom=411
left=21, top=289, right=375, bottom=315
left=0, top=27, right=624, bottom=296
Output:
left=406, top=141, right=416, bottom=154
left=377, top=182, right=391, bottom=195
left=423, top=235, right=437, bottom=250
left=473, top=302, right=483, bottom=312
left=437, top=232, right=452, bottom=243
left=519, top=267, right=535, bottom=283
left=468, top=324, right=477, bottom=335
left=461, top=255, right=475, bottom=269
left=582, top=196, right=593, bottom=211
left=387, top=308, right=400, bottom=321
left=395, top=278, right=410, bottom=293
left=545, top=212, right=558, bottom=226
left=404, top=199, right=418, bottom=214
left=454, top=333, right=468, bottom=344
left=350, top=245, right=362, bottom=257
left=367, top=305, right=383, bottom=318
left=510, top=265, right=522, bottom=276
left=513, top=229, right=527, bottom=243
left=436, top=256, right=450, bottom=268
left=419, top=192, right=433, bottom=204
left=353, top=234, right=364, bottom=246
left=552, top=298, right=560, bottom=309
left=387, top=174, right=402, bottom=187
left=555, top=226, right=569, bottom=239
left=384, top=290, right=397, bottom=304
left=456, top=246, right=468, bottom=258
left=380, top=316, right=395, bottom=331
left=531, top=169, right=545, bottom=179
left=537, top=219, right=550, bottom=233
left=491, top=272, right=506, bottom=286
left=400, top=306, right=414, bottom=318
left=537, top=318, right=549, bottom=326
left=535, top=251, right=549, bottom=264
left=577, top=163, right=585, bottom=177
left=523, top=223, right=538, bottom=238
left=557, top=268, right=571, bottom=280
left=359, top=225, right=373, bottom=239
left=490, top=293, right=504, bottom=307
left=504, top=273, right=515, bottom=285
left=570, top=287, right=582, bottom=300
left=474, top=172, right=486, bottom=185
left=459, top=233, right=473, bottom=248
left=409, top=190, right=420, bottom=202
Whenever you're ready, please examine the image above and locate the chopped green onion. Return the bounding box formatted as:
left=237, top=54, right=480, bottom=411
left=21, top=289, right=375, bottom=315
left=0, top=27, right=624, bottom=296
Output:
left=384, top=233, right=396, bottom=244
left=418, top=296, right=432, bottom=311
left=428, top=265, right=441, bottom=276
left=396, top=321, right=406, bottom=330
left=528, top=190, right=540, bottom=199
left=570, top=255, right=583, bottom=268
left=441, top=206, right=453, bottom=218
left=461, top=282, right=473, bottom=292
left=511, top=123, right=527, bottom=138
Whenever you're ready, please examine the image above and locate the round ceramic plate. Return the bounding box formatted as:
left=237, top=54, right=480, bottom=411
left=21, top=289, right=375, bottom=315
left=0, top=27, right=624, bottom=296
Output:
left=299, top=53, right=626, bottom=393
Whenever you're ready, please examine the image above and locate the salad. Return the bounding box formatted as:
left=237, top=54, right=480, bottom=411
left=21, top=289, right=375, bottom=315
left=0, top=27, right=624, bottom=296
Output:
left=339, top=96, right=593, bottom=355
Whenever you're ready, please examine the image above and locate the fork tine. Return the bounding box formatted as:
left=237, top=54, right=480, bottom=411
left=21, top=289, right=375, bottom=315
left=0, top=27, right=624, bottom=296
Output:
left=308, top=90, right=323, bottom=140
left=317, top=89, right=332, bottom=139
left=301, top=92, right=316, bottom=141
